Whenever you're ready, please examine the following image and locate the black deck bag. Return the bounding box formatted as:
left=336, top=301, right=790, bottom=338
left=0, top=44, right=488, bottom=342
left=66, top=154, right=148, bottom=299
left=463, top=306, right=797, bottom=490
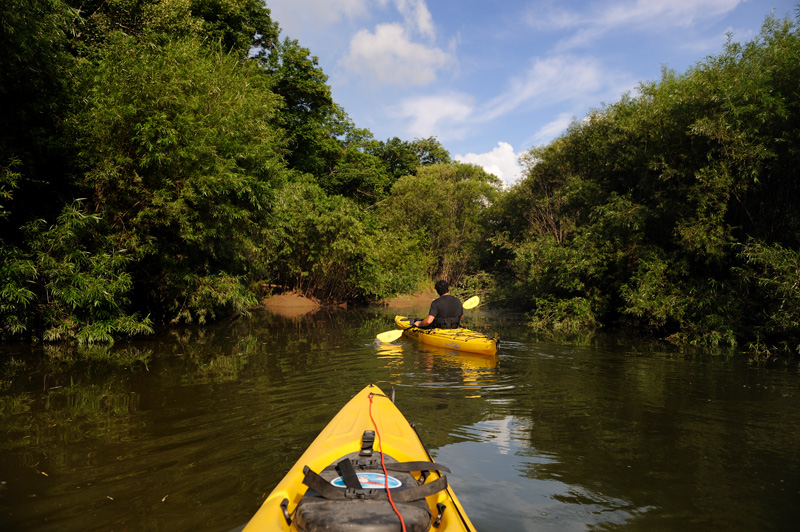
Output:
left=293, top=451, right=450, bottom=532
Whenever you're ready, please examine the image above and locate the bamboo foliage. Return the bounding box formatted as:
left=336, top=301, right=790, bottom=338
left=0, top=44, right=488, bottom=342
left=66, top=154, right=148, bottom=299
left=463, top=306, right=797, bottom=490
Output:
left=502, top=13, right=800, bottom=355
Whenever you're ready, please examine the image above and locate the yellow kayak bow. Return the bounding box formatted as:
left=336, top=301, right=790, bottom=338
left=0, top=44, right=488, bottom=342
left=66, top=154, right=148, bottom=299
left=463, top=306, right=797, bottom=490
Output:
left=241, top=384, right=476, bottom=532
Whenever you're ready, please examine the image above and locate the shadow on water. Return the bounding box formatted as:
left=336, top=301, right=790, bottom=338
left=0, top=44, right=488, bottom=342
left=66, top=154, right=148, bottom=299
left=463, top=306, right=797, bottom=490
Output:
left=1, top=306, right=799, bottom=531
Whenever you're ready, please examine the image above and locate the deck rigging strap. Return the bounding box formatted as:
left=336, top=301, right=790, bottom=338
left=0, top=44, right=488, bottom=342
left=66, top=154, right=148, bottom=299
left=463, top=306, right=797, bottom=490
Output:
left=301, top=465, right=448, bottom=503
left=336, top=458, right=363, bottom=490
left=350, top=457, right=451, bottom=474
left=360, top=430, right=375, bottom=456
left=380, top=461, right=451, bottom=473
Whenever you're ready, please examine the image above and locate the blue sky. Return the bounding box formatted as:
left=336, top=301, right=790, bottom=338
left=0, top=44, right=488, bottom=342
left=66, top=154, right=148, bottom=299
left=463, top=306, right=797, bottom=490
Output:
left=264, top=1, right=797, bottom=185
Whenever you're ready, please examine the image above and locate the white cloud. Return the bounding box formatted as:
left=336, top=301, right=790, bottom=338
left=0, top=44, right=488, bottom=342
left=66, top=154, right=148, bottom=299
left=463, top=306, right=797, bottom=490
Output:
left=342, top=23, right=453, bottom=86
left=393, top=92, right=474, bottom=138
left=455, top=142, right=523, bottom=186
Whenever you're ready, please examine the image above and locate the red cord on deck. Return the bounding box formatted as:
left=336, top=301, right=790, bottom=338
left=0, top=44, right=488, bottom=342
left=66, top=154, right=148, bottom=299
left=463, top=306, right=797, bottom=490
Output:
left=368, top=393, right=407, bottom=532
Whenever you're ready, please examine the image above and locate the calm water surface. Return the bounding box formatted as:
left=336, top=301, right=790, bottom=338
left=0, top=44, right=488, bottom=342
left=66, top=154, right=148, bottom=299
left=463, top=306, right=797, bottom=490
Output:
left=1, top=305, right=798, bottom=531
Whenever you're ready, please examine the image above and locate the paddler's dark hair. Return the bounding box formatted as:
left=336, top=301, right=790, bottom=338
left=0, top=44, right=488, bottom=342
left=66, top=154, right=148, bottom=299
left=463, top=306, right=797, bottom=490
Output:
left=434, top=280, right=449, bottom=296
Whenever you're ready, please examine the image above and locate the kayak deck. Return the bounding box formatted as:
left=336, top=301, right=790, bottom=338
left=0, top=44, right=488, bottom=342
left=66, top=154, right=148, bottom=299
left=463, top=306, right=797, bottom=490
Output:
left=242, top=384, right=475, bottom=532
left=395, top=315, right=498, bottom=355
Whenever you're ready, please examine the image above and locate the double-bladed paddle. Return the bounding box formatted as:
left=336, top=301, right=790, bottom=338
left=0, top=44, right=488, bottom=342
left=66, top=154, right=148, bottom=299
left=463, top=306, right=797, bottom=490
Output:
left=375, top=295, right=480, bottom=343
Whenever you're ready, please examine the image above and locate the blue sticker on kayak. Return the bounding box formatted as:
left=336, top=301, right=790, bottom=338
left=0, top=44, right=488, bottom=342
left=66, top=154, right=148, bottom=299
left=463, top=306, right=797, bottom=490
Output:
left=331, top=473, right=402, bottom=489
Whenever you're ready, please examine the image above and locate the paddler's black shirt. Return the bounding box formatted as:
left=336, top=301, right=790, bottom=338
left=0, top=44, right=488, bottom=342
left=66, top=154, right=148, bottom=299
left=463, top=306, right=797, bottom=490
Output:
left=429, top=294, right=463, bottom=329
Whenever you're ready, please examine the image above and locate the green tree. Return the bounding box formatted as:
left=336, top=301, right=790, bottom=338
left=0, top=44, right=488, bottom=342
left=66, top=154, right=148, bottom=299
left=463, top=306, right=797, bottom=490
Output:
left=64, top=0, right=279, bottom=57
left=501, top=12, right=800, bottom=355
left=369, top=136, right=452, bottom=180
left=261, top=37, right=335, bottom=177
left=70, top=33, right=287, bottom=322
left=263, top=179, right=422, bottom=301
left=380, top=163, right=502, bottom=283
left=2, top=0, right=489, bottom=345
left=190, top=0, right=280, bottom=55
left=260, top=37, right=409, bottom=203
left=1, top=202, right=153, bottom=343
left=0, top=0, right=78, bottom=239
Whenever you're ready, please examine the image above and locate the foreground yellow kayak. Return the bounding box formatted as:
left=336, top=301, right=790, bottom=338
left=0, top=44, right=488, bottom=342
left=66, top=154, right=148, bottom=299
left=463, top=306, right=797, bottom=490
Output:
left=394, top=315, right=498, bottom=355
left=242, top=384, right=476, bottom=532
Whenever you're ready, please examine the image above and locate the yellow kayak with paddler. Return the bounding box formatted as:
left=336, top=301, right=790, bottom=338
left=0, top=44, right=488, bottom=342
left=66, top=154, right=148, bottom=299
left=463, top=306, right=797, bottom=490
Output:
left=241, top=384, right=476, bottom=532
left=393, top=315, right=499, bottom=356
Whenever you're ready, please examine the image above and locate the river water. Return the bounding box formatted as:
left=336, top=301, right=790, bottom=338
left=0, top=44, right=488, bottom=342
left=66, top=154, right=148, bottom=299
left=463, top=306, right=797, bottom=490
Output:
left=1, top=304, right=798, bottom=531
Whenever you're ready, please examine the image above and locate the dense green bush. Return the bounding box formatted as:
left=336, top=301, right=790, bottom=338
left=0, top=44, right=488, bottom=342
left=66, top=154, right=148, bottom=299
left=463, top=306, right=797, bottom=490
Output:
left=3, top=1, right=797, bottom=361
left=1, top=202, right=153, bottom=343
left=0, top=0, right=429, bottom=344
left=264, top=179, right=424, bottom=302
left=70, top=33, right=287, bottom=323
left=380, top=163, right=502, bottom=284
left=503, top=13, right=800, bottom=356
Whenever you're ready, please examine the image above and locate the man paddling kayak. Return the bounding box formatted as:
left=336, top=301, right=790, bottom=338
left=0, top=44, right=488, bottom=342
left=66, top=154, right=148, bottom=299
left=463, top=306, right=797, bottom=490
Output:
left=413, top=280, right=463, bottom=329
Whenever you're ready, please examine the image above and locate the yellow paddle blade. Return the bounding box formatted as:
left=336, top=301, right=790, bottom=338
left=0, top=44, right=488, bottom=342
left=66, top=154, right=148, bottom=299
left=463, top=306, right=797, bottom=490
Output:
left=463, top=295, right=480, bottom=309
left=376, top=329, right=404, bottom=343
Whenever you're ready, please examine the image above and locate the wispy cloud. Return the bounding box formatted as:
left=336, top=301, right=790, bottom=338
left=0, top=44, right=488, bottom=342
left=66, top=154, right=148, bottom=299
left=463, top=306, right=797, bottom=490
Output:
left=392, top=92, right=474, bottom=138
left=266, top=0, right=372, bottom=33
left=393, top=0, right=436, bottom=40
left=526, top=0, right=746, bottom=49
left=480, top=55, right=609, bottom=121
left=529, top=112, right=575, bottom=147
left=678, top=25, right=753, bottom=53
left=342, top=23, right=454, bottom=86
left=389, top=53, right=633, bottom=150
